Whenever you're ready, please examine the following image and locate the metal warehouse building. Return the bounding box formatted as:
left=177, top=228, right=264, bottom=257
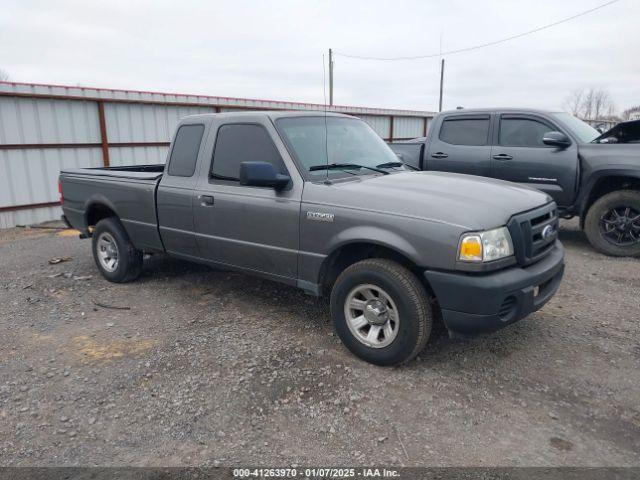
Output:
left=0, top=81, right=435, bottom=228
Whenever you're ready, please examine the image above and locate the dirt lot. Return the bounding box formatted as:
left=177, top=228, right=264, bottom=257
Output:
left=0, top=221, right=639, bottom=467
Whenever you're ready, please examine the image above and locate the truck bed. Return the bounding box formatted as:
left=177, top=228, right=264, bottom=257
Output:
left=61, top=164, right=165, bottom=181
left=60, top=164, right=165, bottom=252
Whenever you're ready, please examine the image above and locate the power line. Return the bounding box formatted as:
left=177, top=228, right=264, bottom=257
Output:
left=334, top=0, right=621, bottom=61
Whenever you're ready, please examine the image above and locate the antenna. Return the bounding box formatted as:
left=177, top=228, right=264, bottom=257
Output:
left=322, top=53, right=331, bottom=185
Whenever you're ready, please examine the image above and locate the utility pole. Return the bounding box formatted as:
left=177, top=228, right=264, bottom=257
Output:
left=329, top=48, right=334, bottom=106
left=438, top=58, right=445, bottom=112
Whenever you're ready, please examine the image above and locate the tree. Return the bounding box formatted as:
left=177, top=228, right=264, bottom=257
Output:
left=621, top=105, right=640, bottom=120
left=563, top=89, right=584, bottom=116
left=591, top=89, right=614, bottom=120
left=563, top=87, right=616, bottom=120
left=0, top=69, right=10, bottom=82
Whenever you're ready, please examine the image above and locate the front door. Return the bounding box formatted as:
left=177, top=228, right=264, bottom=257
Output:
left=193, top=119, right=301, bottom=282
left=490, top=114, right=579, bottom=207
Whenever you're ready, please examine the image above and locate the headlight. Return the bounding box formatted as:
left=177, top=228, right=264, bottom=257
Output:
left=458, top=226, right=514, bottom=262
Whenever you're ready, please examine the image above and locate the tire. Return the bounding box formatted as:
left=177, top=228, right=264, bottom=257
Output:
left=91, top=217, right=143, bottom=282
left=330, top=259, right=432, bottom=366
left=584, top=190, right=640, bottom=257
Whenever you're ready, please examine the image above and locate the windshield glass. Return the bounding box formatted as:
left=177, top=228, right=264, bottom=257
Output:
left=551, top=112, right=600, bottom=143
left=275, top=116, right=400, bottom=179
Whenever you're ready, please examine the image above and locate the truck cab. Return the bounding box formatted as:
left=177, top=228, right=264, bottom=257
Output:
left=416, top=109, right=581, bottom=207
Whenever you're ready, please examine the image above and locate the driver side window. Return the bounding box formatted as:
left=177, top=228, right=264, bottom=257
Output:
left=499, top=118, right=555, bottom=147
left=210, top=124, right=286, bottom=183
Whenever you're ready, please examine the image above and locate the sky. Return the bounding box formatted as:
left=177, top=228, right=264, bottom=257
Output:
left=1, top=0, right=638, bottom=114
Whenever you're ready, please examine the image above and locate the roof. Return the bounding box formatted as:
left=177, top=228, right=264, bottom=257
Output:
left=0, top=81, right=435, bottom=118
left=440, top=107, right=562, bottom=115
left=183, top=110, right=353, bottom=122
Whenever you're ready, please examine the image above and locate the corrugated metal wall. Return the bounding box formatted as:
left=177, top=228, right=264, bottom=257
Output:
left=0, top=81, right=434, bottom=228
left=393, top=116, right=425, bottom=139
left=360, top=115, right=391, bottom=138
left=103, top=103, right=213, bottom=167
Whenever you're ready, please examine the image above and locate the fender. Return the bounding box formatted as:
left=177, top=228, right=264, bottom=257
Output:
left=577, top=166, right=640, bottom=219
left=324, top=225, right=422, bottom=266
left=306, top=225, right=424, bottom=295
left=83, top=194, right=120, bottom=230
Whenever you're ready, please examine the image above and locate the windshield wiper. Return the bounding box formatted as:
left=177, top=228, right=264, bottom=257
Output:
left=376, top=161, right=419, bottom=171
left=309, top=163, right=389, bottom=175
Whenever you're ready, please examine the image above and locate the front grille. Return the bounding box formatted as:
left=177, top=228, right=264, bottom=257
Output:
left=507, top=203, right=559, bottom=266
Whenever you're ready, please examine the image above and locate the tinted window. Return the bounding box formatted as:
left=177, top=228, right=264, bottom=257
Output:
left=167, top=124, right=204, bottom=177
left=211, top=124, right=285, bottom=181
left=499, top=118, right=553, bottom=147
left=439, top=118, right=489, bottom=146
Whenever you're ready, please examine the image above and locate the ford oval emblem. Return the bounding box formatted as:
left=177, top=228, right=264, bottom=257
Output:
left=542, top=224, right=556, bottom=240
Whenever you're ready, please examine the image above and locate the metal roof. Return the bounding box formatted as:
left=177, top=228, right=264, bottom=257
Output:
left=0, top=81, right=436, bottom=118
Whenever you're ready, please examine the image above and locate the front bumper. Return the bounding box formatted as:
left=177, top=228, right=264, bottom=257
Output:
left=423, top=241, right=565, bottom=336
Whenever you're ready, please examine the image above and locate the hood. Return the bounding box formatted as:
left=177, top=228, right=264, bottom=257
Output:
left=311, top=171, right=552, bottom=230
left=593, top=120, right=640, bottom=144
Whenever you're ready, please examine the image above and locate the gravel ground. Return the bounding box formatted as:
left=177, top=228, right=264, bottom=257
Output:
left=1, top=220, right=639, bottom=467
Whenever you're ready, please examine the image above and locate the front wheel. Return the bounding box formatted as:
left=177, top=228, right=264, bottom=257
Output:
left=584, top=190, right=640, bottom=257
left=330, top=259, right=433, bottom=366
left=91, top=217, right=143, bottom=282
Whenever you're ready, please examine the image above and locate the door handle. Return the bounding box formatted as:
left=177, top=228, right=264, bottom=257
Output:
left=492, top=153, right=514, bottom=161
left=199, top=195, right=214, bottom=206
left=431, top=152, right=448, bottom=159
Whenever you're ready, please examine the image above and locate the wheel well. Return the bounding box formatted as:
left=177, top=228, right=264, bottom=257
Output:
left=583, top=176, right=640, bottom=223
left=318, top=242, right=434, bottom=297
left=86, top=203, right=117, bottom=229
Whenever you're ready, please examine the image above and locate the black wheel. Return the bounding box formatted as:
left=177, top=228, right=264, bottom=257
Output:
left=584, top=190, right=640, bottom=257
left=91, top=217, right=143, bottom=282
left=330, top=259, right=432, bottom=366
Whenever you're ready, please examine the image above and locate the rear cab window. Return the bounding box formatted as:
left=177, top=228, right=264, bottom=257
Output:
left=439, top=116, right=490, bottom=146
left=210, top=123, right=287, bottom=183
left=167, top=124, right=205, bottom=177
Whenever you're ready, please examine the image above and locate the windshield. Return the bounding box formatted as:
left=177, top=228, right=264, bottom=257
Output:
left=551, top=112, right=600, bottom=143
left=275, top=116, right=401, bottom=179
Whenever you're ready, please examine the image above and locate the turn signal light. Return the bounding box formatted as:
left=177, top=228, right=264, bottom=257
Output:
left=459, top=235, right=482, bottom=261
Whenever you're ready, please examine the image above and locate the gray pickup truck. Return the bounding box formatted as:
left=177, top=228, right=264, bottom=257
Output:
left=59, top=111, right=564, bottom=366
left=389, top=110, right=640, bottom=257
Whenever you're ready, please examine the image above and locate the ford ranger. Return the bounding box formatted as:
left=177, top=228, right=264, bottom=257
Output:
left=59, top=111, right=564, bottom=366
left=389, top=109, right=640, bottom=257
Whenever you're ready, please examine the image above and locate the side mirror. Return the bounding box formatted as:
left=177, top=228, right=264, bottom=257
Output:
left=542, top=131, right=571, bottom=148
left=239, top=161, right=290, bottom=190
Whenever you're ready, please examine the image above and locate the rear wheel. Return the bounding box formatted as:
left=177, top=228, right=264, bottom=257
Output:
left=92, top=217, right=143, bottom=282
left=330, top=259, right=432, bottom=366
left=584, top=190, right=640, bottom=257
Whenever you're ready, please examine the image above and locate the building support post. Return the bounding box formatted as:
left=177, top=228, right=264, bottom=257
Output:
left=97, top=101, right=110, bottom=167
